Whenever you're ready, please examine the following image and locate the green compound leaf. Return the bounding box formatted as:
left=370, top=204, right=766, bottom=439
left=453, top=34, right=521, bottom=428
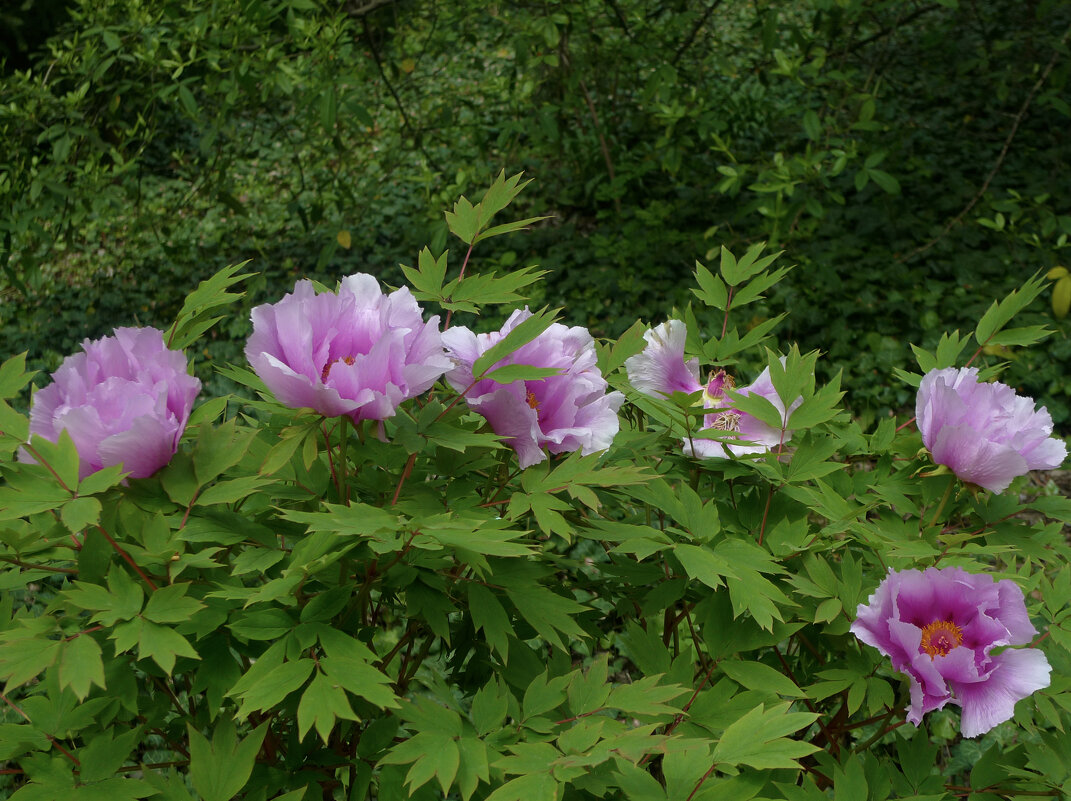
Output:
left=188, top=718, right=267, bottom=801
left=711, top=703, right=819, bottom=770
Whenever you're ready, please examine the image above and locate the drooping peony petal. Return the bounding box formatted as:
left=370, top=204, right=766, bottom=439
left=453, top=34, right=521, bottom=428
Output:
left=956, top=648, right=1051, bottom=738
left=916, top=367, right=1066, bottom=492
left=444, top=309, right=623, bottom=467
left=24, top=327, right=200, bottom=479
left=852, top=566, right=1050, bottom=738
left=624, top=320, right=704, bottom=397
left=246, top=274, right=451, bottom=423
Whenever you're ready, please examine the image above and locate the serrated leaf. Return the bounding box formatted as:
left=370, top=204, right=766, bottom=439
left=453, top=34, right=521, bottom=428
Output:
left=712, top=703, right=819, bottom=769
left=974, top=273, right=1047, bottom=345
left=58, top=633, right=106, bottom=699
left=606, top=676, right=688, bottom=717
left=142, top=583, right=204, bottom=624
left=188, top=719, right=267, bottom=801
left=138, top=620, right=199, bottom=674
left=482, top=364, right=562, bottom=384
left=472, top=308, right=560, bottom=378
left=298, top=671, right=359, bottom=742
left=60, top=496, right=101, bottom=533
left=720, top=660, right=805, bottom=698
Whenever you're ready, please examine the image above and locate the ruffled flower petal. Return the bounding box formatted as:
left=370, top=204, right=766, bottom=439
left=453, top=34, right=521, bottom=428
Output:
left=24, top=327, right=200, bottom=479
left=917, top=367, right=1066, bottom=492
left=624, top=320, right=703, bottom=397
left=852, top=566, right=1049, bottom=738
left=245, top=274, right=451, bottom=423
left=955, top=648, right=1051, bottom=738
left=444, top=309, right=622, bottom=467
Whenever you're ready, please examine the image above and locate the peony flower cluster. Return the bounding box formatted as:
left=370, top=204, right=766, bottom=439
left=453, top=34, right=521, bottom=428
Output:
left=852, top=566, right=1051, bottom=738
left=916, top=367, right=1066, bottom=493
left=26, top=327, right=201, bottom=479
left=245, top=273, right=452, bottom=423
left=625, top=319, right=798, bottom=458
left=442, top=309, right=623, bottom=468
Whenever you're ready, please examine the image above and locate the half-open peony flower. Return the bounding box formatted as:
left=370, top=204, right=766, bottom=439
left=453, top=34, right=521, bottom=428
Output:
left=442, top=309, right=623, bottom=468
left=916, top=367, right=1066, bottom=493
left=246, top=273, right=451, bottom=423
left=852, top=566, right=1051, bottom=738
left=26, top=327, right=201, bottom=479
left=624, top=319, right=797, bottom=458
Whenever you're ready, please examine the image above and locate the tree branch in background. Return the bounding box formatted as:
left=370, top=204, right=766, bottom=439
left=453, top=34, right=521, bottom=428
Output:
left=898, top=23, right=1071, bottom=264
left=673, top=0, right=722, bottom=66
left=361, top=16, right=442, bottom=173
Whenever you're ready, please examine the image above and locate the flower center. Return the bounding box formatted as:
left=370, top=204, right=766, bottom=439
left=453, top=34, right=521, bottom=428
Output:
left=321, top=356, right=355, bottom=383
left=525, top=390, right=540, bottom=410
left=920, top=619, right=963, bottom=658
left=710, top=410, right=741, bottom=431
left=703, top=369, right=735, bottom=403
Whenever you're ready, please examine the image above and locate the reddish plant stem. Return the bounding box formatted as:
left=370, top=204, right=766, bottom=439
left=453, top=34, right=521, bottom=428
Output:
left=757, top=423, right=789, bottom=546
left=178, top=488, right=200, bottom=530
left=0, top=557, right=77, bottom=574
left=63, top=625, right=103, bottom=641
left=1, top=691, right=80, bottom=765
left=322, top=422, right=339, bottom=496
left=721, top=286, right=734, bottom=339
left=686, top=765, right=718, bottom=801
left=20, top=443, right=75, bottom=495
left=391, top=453, right=417, bottom=506
left=895, top=416, right=916, bottom=432
left=443, top=243, right=475, bottom=330
left=96, top=524, right=157, bottom=591
left=852, top=715, right=905, bottom=753
left=1031, top=629, right=1051, bottom=648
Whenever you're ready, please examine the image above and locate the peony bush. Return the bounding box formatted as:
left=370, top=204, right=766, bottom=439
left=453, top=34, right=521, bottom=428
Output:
left=0, top=173, right=1069, bottom=801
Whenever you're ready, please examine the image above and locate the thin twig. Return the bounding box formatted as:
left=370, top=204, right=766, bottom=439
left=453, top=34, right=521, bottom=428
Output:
left=898, top=24, right=1071, bottom=263
left=96, top=525, right=158, bottom=591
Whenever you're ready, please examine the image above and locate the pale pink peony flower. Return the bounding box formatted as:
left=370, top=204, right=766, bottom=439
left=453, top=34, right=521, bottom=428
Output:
left=624, top=319, right=797, bottom=458
left=246, top=274, right=451, bottom=423
left=916, top=367, right=1066, bottom=493
left=442, top=309, right=623, bottom=468
left=26, top=327, right=201, bottom=479
left=852, top=567, right=1051, bottom=738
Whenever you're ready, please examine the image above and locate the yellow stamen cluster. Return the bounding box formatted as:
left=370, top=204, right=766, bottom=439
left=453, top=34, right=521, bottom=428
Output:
left=920, top=619, right=963, bottom=658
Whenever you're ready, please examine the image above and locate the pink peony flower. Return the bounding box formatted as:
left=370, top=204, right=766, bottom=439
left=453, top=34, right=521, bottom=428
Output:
left=852, top=567, right=1051, bottom=738
left=624, top=319, right=797, bottom=458
left=916, top=367, right=1066, bottom=493
left=442, top=309, right=623, bottom=468
left=26, top=327, right=201, bottom=479
left=246, top=274, right=451, bottom=423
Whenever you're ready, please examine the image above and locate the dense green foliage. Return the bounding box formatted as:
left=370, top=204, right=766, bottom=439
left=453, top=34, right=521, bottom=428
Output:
left=0, top=176, right=1069, bottom=800
left=1, top=0, right=1069, bottom=419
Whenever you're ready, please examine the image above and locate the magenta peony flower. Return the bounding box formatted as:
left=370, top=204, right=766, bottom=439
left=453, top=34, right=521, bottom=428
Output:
left=624, top=319, right=797, bottom=458
left=246, top=274, right=451, bottom=423
left=442, top=309, right=623, bottom=468
left=852, top=567, right=1051, bottom=738
left=916, top=367, right=1066, bottom=493
left=26, top=327, right=201, bottom=479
